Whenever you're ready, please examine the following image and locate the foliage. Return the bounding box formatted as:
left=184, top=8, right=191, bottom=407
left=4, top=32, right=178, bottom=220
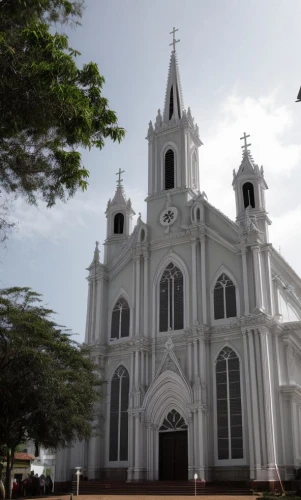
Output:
left=0, top=0, right=125, bottom=220
left=0, top=287, right=102, bottom=497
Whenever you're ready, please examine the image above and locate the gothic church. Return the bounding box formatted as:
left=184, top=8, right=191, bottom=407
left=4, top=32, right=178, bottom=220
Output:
left=56, top=34, right=301, bottom=485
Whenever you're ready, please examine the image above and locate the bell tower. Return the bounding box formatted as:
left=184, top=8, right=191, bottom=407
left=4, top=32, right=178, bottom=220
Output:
left=233, top=133, right=270, bottom=243
left=104, top=168, right=135, bottom=264
left=146, top=29, right=203, bottom=232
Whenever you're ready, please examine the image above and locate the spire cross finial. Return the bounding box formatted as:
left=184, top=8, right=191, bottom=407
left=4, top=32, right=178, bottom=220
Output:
left=169, top=27, right=180, bottom=52
left=240, top=132, right=251, bottom=154
left=116, top=168, right=125, bottom=187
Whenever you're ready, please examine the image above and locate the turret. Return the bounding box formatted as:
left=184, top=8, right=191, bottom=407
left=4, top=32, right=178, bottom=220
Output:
left=233, top=133, right=270, bottom=243
left=104, top=168, right=135, bottom=264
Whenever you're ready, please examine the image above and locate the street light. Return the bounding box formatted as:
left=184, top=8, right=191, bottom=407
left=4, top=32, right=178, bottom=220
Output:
left=194, top=473, right=198, bottom=496
left=75, top=467, right=81, bottom=496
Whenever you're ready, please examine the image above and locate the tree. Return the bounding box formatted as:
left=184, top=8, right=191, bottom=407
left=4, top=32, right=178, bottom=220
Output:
left=0, top=287, right=102, bottom=498
left=0, top=0, right=125, bottom=234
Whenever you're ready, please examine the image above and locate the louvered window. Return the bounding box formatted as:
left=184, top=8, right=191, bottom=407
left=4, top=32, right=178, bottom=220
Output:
left=159, top=263, right=183, bottom=332
left=114, top=213, right=124, bottom=234
left=111, top=298, right=130, bottom=340
left=109, top=366, right=129, bottom=461
left=165, top=149, right=175, bottom=190
left=192, top=151, right=197, bottom=188
left=214, top=273, right=237, bottom=320
left=216, top=347, right=243, bottom=460
left=242, top=182, right=255, bottom=208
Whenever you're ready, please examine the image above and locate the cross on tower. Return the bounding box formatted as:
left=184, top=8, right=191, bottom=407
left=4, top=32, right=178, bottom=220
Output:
left=116, top=168, right=125, bottom=187
left=169, top=27, right=180, bottom=52
left=240, top=132, right=251, bottom=154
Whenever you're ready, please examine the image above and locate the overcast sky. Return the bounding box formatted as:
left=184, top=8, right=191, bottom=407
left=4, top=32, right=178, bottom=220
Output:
left=1, top=0, right=301, bottom=342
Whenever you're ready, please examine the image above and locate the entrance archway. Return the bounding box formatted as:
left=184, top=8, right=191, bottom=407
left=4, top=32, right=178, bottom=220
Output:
left=159, top=410, right=188, bottom=480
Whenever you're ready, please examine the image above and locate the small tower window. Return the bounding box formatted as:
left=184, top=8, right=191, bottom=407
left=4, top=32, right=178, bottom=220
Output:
left=140, top=229, right=145, bottom=242
left=214, top=273, right=237, bottom=320
left=165, top=149, right=175, bottom=190
left=114, top=213, right=124, bottom=234
left=242, top=182, right=255, bottom=208
left=196, top=207, right=201, bottom=222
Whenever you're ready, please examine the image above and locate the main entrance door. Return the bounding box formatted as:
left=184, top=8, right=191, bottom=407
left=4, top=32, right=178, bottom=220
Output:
left=159, top=431, right=188, bottom=480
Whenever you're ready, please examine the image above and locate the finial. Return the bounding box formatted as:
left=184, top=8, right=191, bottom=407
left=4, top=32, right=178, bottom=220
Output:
left=169, top=27, right=180, bottom=53
left=116, top=168, right=125, bottom=187
left=95, top=240, right=99, bottom=249
left=240, top=132, right=251, bottom=155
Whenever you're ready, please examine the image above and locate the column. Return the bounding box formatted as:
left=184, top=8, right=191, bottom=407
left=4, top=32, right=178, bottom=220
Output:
left=143, top=252, right=149, bottom=336
left=200, top=235, right=207, bottom=324
left=259, top=329, right=277, bottom=477
left=135, top=350, right=140, bottom=391
left=199, top=336, right=206, bottom=404
left=135, top=255, right=141, bottom=336
left=188, top=342, right=192, bottom=382
left=241, top=248, right=250, bottom=315
left=193, top=340, right=198, bottom=381
left=198, top=409, right=205, bottom=479
left=193, top=410, right=199, bottom=471
left=252, top=245, right=264, bottom=310
left=188, top=415, right=194, bottom=478
left=242, top=331, right=255, bottom=479
left=85, top=281, right=92, bottom=343
left=191, top=239, right=197, bottom=324
left=94, top=278, right=102, bottom=342
left=134, top=414, right=140, bottom=475
left=247, top=329, right=262, bottom=472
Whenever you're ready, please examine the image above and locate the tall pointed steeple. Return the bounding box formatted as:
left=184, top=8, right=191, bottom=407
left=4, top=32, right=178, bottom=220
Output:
left=146, top=28, right=203, bottom=206
left=163, top=50, right=184, bottom=123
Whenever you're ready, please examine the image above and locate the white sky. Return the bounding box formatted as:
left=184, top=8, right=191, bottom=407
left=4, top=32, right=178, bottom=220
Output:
left=1, top=0, right=301, bottom=342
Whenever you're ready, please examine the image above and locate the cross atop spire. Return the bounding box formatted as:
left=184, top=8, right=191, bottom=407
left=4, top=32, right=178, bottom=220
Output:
left=240, top=132, right=251, bottom=154
left=116, top=168, right=125, bottom=187
left=169, top=27, right=180, bottom=53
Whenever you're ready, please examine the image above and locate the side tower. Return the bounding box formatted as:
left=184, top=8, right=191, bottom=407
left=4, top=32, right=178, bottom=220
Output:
left=233, top=133, right=270, bottom=243
left=104, top=168, right=135, bottom=264
left=146, top=29, right=203, bottom=236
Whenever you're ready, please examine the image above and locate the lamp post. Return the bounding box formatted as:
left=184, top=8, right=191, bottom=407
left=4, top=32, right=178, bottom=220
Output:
left=194, top=473, right=198, bottom=496
left=75, top=467, right=81, bottom=496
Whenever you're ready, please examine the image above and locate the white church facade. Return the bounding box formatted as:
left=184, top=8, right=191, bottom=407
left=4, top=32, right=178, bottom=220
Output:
left=56, top=35, right=301, bottom=485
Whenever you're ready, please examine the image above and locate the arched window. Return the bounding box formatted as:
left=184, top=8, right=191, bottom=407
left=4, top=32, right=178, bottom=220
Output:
left=139, top=228, right=145, bottom=242
left=196, top=207, right=201, bottom=222
left=111, top=298, right=130, bottom=340
left=160, top=263, right=183, bottom=332
left=169, top=86, right=174, bottom=120
left=164, top=149, right=175, bottom=190
left=216, top=347, right=243, bottom=460
left=114, top=213, right=124, bottom=234
left=160, top=410, right=188, bottom=432
left=242, top=182, right=255, bottom=208
left=214, top=273, right=237, bottom=320
left=109, top=366, right=129, bottom=461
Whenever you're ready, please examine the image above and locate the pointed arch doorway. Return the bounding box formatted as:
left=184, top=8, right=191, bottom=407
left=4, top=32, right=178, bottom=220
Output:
left=159, top=410, right=188, bottom=480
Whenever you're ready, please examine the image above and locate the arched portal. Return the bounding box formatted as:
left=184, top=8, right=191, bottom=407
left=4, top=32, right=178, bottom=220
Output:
left=159, top=409, right=188, bottom=480
left=142, top=369, right=197, bottom=481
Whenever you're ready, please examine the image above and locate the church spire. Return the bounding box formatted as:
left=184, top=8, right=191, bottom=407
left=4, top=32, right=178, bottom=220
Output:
left=162, top=28, right=184, bottom=123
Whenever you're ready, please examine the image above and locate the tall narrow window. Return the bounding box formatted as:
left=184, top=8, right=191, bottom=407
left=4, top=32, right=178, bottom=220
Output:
left=214, top=273, right=237, bottom=320
left=114, top=213, right=124, bottom=234
left=165, top=149, right=175, bottom=190
left=242, top=182, right=255, bottom=208
left=160, top=263, right=183, bottom=332
left=111, top=298, right=130, bottom=340
left=109, top=366, right=129, bottom=461
left=216, top=347, right=243, bottom=460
